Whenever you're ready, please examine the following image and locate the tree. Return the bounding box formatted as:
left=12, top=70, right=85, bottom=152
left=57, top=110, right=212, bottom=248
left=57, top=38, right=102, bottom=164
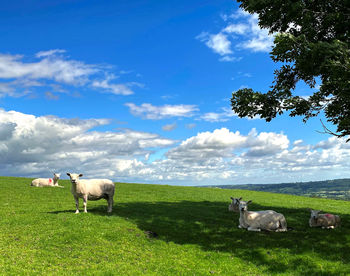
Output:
left=231, top=0, right=350, bottom=139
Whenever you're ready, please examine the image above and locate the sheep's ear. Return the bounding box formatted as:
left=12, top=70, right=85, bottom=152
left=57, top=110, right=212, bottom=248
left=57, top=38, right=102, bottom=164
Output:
left=247, top=200, right=252, bottom=204
left=238, top=197, right=242, bottom=201
left=230, top=196, right=234, bottom=200
left=67, top=173, right=70, bottom=176
left=79, top=174, right=83, bottom=177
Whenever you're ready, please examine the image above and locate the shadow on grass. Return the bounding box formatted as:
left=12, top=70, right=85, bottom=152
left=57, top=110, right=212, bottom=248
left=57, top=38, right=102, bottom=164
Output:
left=87, top=200, right=350, bottom=274
left=49, top=210, right=75, bottom=214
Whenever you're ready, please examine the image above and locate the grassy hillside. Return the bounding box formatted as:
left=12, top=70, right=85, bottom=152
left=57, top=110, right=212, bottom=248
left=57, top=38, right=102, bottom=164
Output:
left=211, top=178, right=350, bottom=201
left=1, top=176, right=350, bottom=275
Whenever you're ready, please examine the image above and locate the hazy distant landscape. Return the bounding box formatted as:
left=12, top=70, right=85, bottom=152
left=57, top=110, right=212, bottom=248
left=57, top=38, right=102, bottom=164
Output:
left=208, top=179, right=350, bottom=201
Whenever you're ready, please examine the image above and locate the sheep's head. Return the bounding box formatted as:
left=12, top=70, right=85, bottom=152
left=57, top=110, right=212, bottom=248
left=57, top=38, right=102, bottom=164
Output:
left=239, top=200, right=252, bottom=212
left=53, top=173, right=60, bottom=179
left=67, top=173, right=83, bottom=184
left=310, top=209, right=321, bottom=220
left=229, top=197, right=242, bottom=212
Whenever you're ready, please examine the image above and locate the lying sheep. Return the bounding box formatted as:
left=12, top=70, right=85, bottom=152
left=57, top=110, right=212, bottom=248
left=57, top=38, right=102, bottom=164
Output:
left=309, top=209, right=341, bottom=229
left=228, top=197, right=242, bottom=212
left=237, top=199, right=288, bottom=232
left=31, top=173, right=62, bottom=187
left=67, top=173, right=115, bottom=214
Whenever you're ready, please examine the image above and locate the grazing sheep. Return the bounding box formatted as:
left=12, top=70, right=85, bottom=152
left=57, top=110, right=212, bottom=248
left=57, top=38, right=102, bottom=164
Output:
left=228, top=197, right=242, bottom=212
left=309, top=209, right=341, bottom=229
left=237, top=199, right=288, bottom=232
left=31, top=173, right=62, bottom=187
left=66, top=173, right=115, bottom=214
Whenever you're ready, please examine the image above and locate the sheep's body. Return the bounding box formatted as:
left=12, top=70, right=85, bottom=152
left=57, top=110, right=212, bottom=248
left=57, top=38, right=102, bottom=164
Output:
left=309, top=210, right=340, bottom=229
left=238, top=200, right=287, bottom=232
left=67, top=173, right=115, bottom=213
left=228, top=197, right=242, bottom=212
left=31, top=173, right=62, bottom=187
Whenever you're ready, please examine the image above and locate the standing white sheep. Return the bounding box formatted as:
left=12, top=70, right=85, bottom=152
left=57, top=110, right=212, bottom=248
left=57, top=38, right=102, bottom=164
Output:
left=67, top=173, right=115, bottom=214
left=237, top=199, right=288, bottom=232
left=309, top=209, right=341, bottom=229
left=31, top=173, right=62, bottom=187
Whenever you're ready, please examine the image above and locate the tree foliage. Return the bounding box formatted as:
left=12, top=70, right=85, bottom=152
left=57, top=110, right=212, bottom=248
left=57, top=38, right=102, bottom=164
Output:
left=231, top=0, right=350, bottom=139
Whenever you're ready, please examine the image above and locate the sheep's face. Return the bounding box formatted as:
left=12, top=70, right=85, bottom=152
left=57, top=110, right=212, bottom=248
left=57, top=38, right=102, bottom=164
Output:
left=67, top=173, right=83, bottom=184
left=54, top=173, right=60, bottom=179
left=229, top=197, right=242, bottom=212
left=310, top=210, right=321, bottom=220
left=239, top=200, right=250, bottom=212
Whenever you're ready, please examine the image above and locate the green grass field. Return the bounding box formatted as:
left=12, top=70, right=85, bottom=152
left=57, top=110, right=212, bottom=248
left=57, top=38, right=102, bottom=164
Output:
left=1, top=176, right=350, bottom=275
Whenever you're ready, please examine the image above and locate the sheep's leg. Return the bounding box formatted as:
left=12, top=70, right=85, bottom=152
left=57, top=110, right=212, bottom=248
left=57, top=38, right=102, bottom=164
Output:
left=83, top=195, right=88, bottom=213
left=107, top=195, right=113, bottom=213
left=247, top=227, right=261, bottom=232
left=74, top=196, right=79, bottom=214
left=275, top=228, right=287, bottom=232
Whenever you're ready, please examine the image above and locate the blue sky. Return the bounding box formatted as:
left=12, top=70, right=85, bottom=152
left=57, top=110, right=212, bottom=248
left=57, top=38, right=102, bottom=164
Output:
left=0, top=0, right=348, bottom=185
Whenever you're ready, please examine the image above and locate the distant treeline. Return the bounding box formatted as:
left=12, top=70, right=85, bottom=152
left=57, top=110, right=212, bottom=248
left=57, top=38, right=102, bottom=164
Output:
left=207, top=179, right=350, bottom=201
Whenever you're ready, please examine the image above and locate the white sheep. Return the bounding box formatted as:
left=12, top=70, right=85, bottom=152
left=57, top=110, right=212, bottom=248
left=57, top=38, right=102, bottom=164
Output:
left=67, top=173, right=115, bottom=214
left=309, top=209, right=341, bottom=229
left=31, top=173, right=62, bottom=187
left=237, top=199, right=288, bottom=232
left=228, top=197, right=242, bottom=212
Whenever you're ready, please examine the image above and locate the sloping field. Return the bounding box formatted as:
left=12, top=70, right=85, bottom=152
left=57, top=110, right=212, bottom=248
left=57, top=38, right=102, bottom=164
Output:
left=0, top=176, right=349, bottom=275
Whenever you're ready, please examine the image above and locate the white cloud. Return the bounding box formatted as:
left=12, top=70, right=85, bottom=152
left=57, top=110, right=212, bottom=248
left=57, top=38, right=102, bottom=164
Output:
left=197, top=32, right=237, bottom=61
left=185, top=123, right=196, bottom=129
left=219, top=56, right=242, bottom=62
left=223, top=23, right=249, bottom=35
left=2, top=109, right=350, bottom=185
left=125, top=103, right=199, bottom=120
left=0, top=109, right=175, bottom=181
left=244, top=129, right=289, bottom=157
left=0, top=50, right=140, bottom=97
left=162, top=123, right=177, bottom=131
left=197, top=9, right=274, bottom=61
left=166, top=128, right=247, bottom=161
left=45, top=91, right=59, bottom=100
left=35, top=49, right=66, bottom=58
left=205, top=33, right=232, bottom=56
left=92, top=79, right=133, bottom=95
left=0, top=53, right=97, bottom=84
left=200, top=107, right=235, bottom=122
left=158, top=128, right=350, bottom=184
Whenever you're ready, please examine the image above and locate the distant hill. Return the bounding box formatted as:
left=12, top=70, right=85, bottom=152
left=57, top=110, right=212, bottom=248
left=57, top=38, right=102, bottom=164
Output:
left=207, top=178, right=350, bottom=201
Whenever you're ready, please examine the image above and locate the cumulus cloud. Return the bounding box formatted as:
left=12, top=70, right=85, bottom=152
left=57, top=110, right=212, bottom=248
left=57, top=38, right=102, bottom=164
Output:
left=125, top=103, right=199, bottom=120
left=197, top=9, right=274, bottom=61
left=244, top=129, right=289, bottom=157
left=166, top=128, right=247, bottom=161
left=196, top=32, right=232, bottom=56
left=2, top=109, right=350, bottom=185
left=0, top=50, right=140, bottom=97
left=0, top=109, right=175, bottom=181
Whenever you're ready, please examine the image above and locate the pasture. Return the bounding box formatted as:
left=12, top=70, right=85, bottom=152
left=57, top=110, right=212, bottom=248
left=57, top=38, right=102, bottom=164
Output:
left=0, top=176, right=350, bottom=275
